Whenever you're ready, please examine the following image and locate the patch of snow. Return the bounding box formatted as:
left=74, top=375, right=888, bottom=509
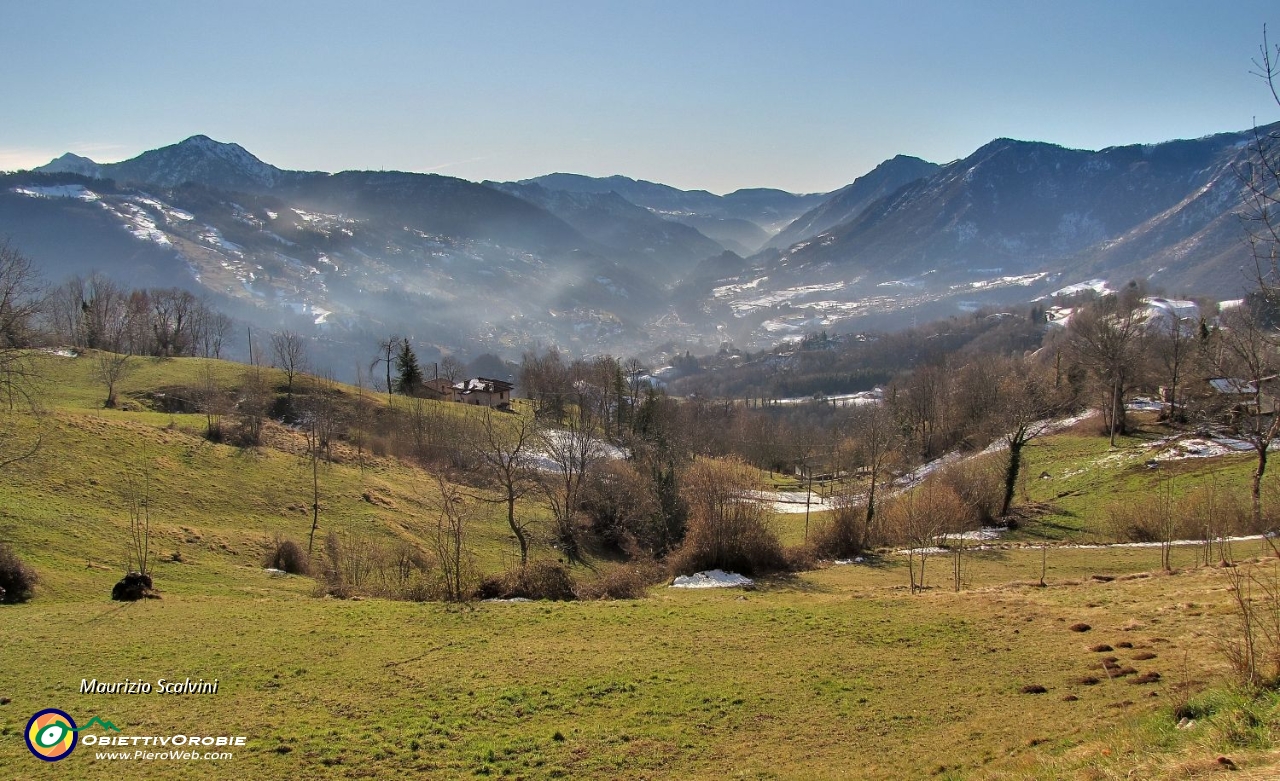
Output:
left=1046, top=278, right=1111, bottom=298
left=670, top=570, right=754, bottom=589
left=10, top=184, right=100, bottom=201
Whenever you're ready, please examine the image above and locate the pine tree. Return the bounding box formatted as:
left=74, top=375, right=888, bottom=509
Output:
left=394, top=338, right=423, bottom=396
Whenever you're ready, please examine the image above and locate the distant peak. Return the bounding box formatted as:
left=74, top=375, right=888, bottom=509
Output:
left=35, top=152, right=103, bottom=177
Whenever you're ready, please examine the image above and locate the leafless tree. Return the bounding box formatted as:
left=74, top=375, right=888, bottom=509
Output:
left=885, top=478, right=965, bottom=594
left=674, top=457, right=781, bottom=574
left=195, top=361, right=229, bottom=440
left=1244, top=28, right=1280, bottom=309
left=471, top=408, right=540, bottom=566
left=539, top=403, right=602, bottom=564
left=0, top=240, right=45, bottom=469
left=270, top=329, right=308, bottom=398
left=438, top=354, right=466, bottom=383
left=235, top=361, right=272, bottom=446
left=199, top=309, right=234, bottom=359
left=371, top=334, right=399, bottom=404
left=1211, top=305, right=1280, bottom=543
left=121, top=450, right=154, bottom=577
left=95, top=351, right=134, bottom=409
left=301, top=372, right=342, bottom=554
left=845, top=403, right=901, bottom=538
left=995, top=358, right=1062, bottom=517
left=1152, top=308, right=1199, bottom=421
left=1068, top=294, right=1147, bottom=446
left=433, top=476, right=474, bottom=602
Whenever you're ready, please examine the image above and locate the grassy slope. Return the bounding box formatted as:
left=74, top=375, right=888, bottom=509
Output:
left=2, top=354, right=1280, bottom=778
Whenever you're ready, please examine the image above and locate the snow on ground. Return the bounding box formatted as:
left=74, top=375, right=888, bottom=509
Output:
left=759, top=490, right=835, bottom=514
left=670, top=570, right=754, bottom=589
left=894, top=534, right=1271, bottom=557
left=527, top=430, right=628, bottom=473
left=1044, top=278, right=1111, bottom=298
left=104, top=202, right=170, bottom=246
left=197, top=226, right=244, bottom=253
left=771, top=389, right=883, bottom=408
left=133, top=195, right=193, bottom=223
left=10, top=184, right=99, bottom=201
left=953, top=272, right=1047, bottom=291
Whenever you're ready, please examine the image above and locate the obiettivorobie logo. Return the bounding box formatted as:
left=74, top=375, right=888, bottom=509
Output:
left=24, top=709, right=121, bottom=762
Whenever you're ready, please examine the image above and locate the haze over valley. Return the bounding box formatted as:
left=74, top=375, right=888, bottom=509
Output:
left=3, top=121, right=1273, bottom=375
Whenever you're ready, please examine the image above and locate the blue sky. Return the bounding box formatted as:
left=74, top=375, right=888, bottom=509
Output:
left=3, top=0, right=1277, bottom=193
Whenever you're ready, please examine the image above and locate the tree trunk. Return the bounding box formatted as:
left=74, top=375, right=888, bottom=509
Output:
left=1001, top=439, right=1023, bottom=517
left=507, top=492, right=528, bottom=566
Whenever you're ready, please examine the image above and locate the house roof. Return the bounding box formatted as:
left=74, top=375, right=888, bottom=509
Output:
left=453, top=377, right=514, bottom=394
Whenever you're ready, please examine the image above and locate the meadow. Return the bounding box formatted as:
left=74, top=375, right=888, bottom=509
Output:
left=2, top=353, right=1280, bottom=779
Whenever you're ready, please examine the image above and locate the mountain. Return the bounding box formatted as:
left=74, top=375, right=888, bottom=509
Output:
left=520, top=173, right=826, bottom=235
left=483, top=180, right=726, bottom=282
left=697, top=126, right=1277, bottom=348
left=767, top=155, right=940, bottom=249
left=772, top=129, right=1270, bottom=294
left=37, top=152, right=102, bottom=178
left=11, top=125, right=1277, bottom=366
left=36, top=135, right=316, bottom=193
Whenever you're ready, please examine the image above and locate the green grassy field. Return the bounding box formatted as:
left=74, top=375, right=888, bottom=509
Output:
left=4, top=353, right=1280, bottom=779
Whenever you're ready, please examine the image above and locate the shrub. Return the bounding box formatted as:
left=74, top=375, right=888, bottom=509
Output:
left=575, top=561, right=663, bottom=600
left=263, top=537, right=310, bottom=575
left=0, top=543, right=36, bottom=603
left=810, top=495, right=869, bottom=559
left=935, top=455, right=1004, bottom=526
left=667, top=458, right=785, bottom=577
left=476, top=561, right=575, bottom=601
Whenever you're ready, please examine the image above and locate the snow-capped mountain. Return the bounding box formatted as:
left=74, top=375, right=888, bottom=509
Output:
left=5, top=123, right=1275, bottom=366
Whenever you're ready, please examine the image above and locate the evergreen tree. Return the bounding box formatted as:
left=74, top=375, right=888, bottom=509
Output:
left=394, top=338, right=423, bottom=396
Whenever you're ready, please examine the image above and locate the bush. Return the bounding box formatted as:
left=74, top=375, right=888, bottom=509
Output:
left=263, top=537, right=310, bottom=575
left=476, top=561, right=576, bottom=601
left=935, top=455, right=1004, bottom=526
left=810, top=495, right=869, bottom=559
left=668, top=458, right=785, bottom=576
left=575, top=561, right=664, bottom=600
left=0, top=543, right=36, bottom=603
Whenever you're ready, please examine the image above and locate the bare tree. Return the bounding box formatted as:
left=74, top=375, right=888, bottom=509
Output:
left=270, top=329, right=308, bottom=398
left=1244, top=28, right=1280, bottom=310
left=471, top=408, right=540, bottom=566
left=200, top=310, right=234, bottom=359
left=539, top=403, right=602, bottom=564
left=195, top=361, right=229, bottom=440
left=0, top=240, right=45, bottom=469
left=675, top=457, right=781, bottom=574
left=95, top=351, right=134, bottom=408
left=1212, top=305, right=1280, bottom=541
left=300, top=372, right=342, bottom=554
left=438, top=354, right=466, bottom=383
left=121, top=450, right=154, bottom=577
left=1068, top=294, right=1148, bottom=446
left=371, top=334, right=399, bottom=404
left=885, top=479, right=965, bottom=594
left=845, top=403, right=900, bottom=538
left=1152, top=307, right=1199, bottom=422
left=433, top=476, right=474, bottom=602
left=995, top=358, right=1062, bottom=517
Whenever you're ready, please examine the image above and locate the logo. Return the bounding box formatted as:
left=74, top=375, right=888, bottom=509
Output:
left=25, top=709, right=78, bottom=762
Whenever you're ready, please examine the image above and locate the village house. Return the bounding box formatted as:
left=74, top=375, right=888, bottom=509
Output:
left=422, top=377, right=514, bottom=408
left=454, top=377, right=514, bottom=408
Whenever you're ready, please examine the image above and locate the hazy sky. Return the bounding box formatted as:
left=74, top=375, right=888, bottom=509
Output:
left=3, top=1, right=1278, bottom=193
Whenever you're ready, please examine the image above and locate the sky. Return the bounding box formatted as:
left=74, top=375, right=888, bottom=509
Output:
left=2, top=0, right=1279, bottom=194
